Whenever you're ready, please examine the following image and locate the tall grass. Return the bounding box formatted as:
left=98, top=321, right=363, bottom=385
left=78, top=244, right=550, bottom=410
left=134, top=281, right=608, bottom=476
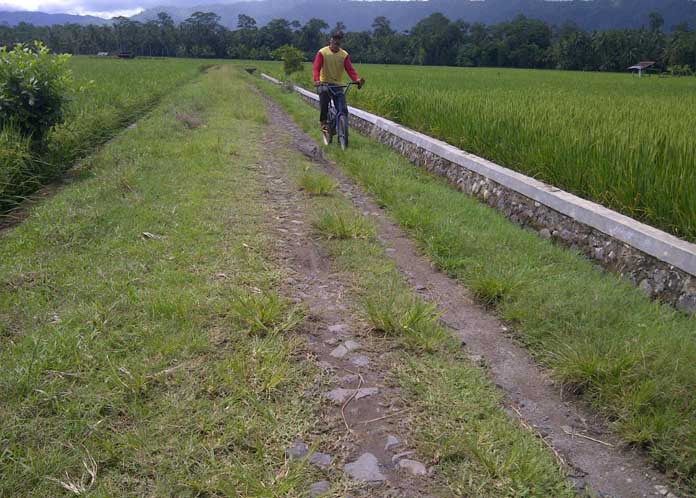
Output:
left=0, top=57, right=206, bottom=213
left=256, top=61, right=696, bottom=242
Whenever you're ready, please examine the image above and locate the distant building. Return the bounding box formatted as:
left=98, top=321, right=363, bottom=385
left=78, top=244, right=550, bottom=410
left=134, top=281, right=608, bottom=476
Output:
left=628, top=61, right=656, bottom=77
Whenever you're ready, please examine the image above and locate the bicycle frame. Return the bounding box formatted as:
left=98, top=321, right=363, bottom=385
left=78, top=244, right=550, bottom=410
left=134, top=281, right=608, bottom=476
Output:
left=319, top=82, right=356, bottom=148
left=324, top=81, right=354, bottom=114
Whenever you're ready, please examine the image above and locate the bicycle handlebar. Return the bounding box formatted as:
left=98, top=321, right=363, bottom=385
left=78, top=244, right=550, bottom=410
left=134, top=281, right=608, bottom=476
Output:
left=317, top=81, right=361, bottom=96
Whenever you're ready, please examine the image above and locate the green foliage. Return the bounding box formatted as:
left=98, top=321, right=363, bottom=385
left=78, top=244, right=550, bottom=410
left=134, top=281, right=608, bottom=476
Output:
left=0, top=42, right=73, bottom=142
left=271, top=44, right=305, bottom=76
left=0, top=10, right=694, bottom=72
left=668, top=64, right=693, bottom=76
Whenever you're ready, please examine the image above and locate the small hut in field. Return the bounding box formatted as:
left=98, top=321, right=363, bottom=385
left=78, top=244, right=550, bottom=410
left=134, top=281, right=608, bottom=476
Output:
left=628, top=61, right=656, bottom=77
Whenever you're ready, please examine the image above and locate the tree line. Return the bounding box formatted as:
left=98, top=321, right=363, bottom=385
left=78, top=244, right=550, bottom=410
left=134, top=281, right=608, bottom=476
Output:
left=1, top=11, right=695, bottom=73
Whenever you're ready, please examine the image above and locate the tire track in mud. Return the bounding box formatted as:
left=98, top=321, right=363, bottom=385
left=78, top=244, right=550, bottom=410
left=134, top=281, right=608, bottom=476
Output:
left=259, top=92, right=677, bottom=498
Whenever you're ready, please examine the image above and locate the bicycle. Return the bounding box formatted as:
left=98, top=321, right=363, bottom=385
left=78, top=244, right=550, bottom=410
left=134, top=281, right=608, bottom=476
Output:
left=319, top=81, right=358, bottom=150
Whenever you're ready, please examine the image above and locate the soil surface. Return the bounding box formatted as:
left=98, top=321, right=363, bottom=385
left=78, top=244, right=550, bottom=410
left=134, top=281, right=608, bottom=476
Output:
left=259, top=91, right=678, bottom=498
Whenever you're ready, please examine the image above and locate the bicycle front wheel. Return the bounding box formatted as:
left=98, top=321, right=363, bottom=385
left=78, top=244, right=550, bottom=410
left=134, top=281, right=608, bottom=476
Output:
left=337, top=114, right=349, bottom=150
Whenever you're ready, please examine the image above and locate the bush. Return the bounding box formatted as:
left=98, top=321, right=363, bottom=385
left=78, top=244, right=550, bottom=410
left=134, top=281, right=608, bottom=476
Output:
left=0, top=42, right=73, bottom=142
left=271, top=45, right=304, bottom=76
left=668, top=64, right=693, bottom=76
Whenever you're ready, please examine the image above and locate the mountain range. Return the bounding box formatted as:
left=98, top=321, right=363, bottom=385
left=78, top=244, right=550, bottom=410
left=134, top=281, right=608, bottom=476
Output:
left=2, top=0, right=696, bottom=31
left=0, top=11, right=109, bottom=26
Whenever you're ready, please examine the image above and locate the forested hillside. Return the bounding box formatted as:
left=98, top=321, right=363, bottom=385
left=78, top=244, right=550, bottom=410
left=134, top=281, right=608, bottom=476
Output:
left=1, top=0, right=695, bottom=31
left=133, top=0, right=696, bottom=31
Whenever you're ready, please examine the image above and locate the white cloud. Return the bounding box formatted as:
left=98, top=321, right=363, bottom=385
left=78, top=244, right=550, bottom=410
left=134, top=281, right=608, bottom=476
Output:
left=0, top=0, right=176, bottom=18
left=74, top=8, right=144, bottom=18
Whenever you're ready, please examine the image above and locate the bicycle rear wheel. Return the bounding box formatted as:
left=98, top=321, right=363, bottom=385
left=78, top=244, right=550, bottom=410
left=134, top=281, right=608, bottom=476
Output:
left=337, top=114, right=349, bottom=150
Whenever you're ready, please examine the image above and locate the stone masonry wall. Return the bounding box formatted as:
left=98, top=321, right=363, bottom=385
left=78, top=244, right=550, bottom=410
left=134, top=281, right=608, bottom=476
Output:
left=296, top=92, right=696, bottom=314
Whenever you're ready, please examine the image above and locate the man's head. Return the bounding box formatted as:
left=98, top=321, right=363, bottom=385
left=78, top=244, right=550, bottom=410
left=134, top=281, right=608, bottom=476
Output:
left=329, top=30, right=344, bottom=51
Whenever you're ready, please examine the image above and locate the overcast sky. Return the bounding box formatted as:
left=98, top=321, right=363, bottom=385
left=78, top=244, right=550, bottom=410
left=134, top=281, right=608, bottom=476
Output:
left=0, top=0, right=420, bottom=18
left=0, top=0, right=230, bottom=18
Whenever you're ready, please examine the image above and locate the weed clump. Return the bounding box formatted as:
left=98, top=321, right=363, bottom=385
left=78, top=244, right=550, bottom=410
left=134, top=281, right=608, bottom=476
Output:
left=365, top=282, right=449, bottom=352
left=314, top=207, right=375, bottom=240
left=231, top=291, right=304, bottom=336
left=299, top=171, right=337, bottom=196
left=471, top=274, right=515, bottom=307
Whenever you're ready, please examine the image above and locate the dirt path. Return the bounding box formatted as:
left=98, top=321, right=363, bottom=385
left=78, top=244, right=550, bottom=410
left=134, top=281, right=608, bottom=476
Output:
left=258, top=93, right=677, bottom=498
left=257, top=99, right=442, bottom=497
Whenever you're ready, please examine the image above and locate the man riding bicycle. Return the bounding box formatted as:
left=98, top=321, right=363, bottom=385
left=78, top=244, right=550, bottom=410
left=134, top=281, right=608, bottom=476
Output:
left=313, top=30, right=365, bottom=134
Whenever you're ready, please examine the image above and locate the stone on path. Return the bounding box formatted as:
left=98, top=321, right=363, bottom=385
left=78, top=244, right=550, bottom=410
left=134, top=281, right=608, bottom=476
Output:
left=330, top=344, right=349, bottom=358
left=344, top=340, right=361, bottom=351
left=286, top=440, right=309, bottom=460
left=384, top=435, right=401, bottom=451
left=344, top=453, right=386, bottom=483
left=655, top=485, right=669, bottom=496
left=325, top=387, right=379, bottom=404
left=391, top=450, right=415, bottom=464
left=350, top=355, right=370, bottom=367
left=398, top=459, right=427, bottom=476
left=309, top=452, right=333, bottom=469
left=309, top=480, right=331, bottom=497
left=355, top=387, right=379, bottom=400
left=328, top=324, right=348, bottom=334
left=339, top=374, right=359, bottom=384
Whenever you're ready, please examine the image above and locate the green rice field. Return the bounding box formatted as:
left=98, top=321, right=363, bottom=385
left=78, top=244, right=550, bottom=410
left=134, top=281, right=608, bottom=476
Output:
left=1, top=57, right=206, bottom=213
left=53, top=57, right=207, bottom=158
left=257, top=61, right=696, bottom=242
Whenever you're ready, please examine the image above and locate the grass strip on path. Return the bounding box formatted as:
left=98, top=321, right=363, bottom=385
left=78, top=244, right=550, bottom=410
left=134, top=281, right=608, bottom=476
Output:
left=253, top=75, right=696, bottom=495
left=0, top=65, right=323, bottom=497
left=272, top=116, right=575, bottom=497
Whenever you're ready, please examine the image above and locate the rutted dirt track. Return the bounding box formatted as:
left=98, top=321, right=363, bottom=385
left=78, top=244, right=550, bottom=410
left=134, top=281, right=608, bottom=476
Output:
left=256, top=91, right=676, bottom=498
left=258, top=97, right=440, bottom=496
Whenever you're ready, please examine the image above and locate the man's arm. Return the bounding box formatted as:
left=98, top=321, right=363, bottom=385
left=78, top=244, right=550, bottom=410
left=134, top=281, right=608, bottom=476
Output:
left=313, top=51, right=323, bottom=84
left=343, top=55, right=360, bottom=81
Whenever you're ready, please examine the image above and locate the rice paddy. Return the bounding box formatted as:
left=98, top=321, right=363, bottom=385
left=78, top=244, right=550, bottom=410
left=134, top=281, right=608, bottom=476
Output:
left=257, top=61, right=696, bottom=242
left=0, top=56, right=206, bottom=213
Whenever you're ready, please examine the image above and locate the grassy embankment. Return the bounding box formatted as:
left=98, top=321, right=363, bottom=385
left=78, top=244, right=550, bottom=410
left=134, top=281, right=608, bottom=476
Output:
left=1, top=57, right=205, bottom=214
left=0, top=65, right=323, bottom=497
left=253, top=72, right=696, bottom=496
left=255, top=61, right=696, bottom=242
